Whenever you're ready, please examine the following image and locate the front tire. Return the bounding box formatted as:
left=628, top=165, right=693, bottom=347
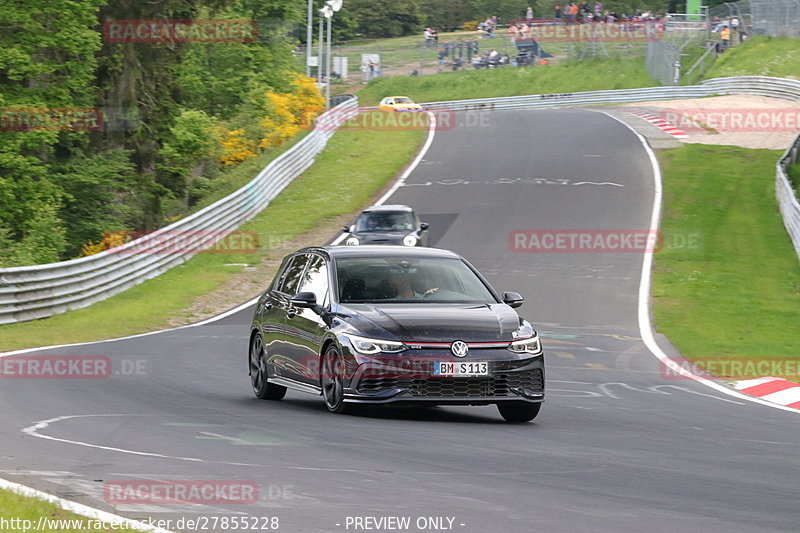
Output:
left=321, top=345, right=352, bottom=414
left=249, top=333, right=286, bottom=400
left=497, top=401, right=541, bottom=423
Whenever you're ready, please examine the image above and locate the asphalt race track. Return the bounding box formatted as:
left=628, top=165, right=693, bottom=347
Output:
left=1, top=109, right=799, bottom=533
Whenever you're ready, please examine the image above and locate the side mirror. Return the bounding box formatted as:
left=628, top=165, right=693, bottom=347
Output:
left=290, top=291, right=318, bottom=309
left=502, top=291, right=524, bottom=308
left=419, top=222, right=429, bottom=231
left=342, top=225, right=351, bottom=233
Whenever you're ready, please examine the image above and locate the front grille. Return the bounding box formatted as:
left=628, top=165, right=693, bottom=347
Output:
left=357, top=369, right=543, bottom=398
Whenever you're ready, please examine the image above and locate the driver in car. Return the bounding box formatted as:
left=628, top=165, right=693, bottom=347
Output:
left=388, top=269, right=438, bottom=299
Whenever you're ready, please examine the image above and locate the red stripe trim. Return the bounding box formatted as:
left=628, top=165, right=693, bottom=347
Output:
left=408, top=342, right=509, bottom=348
left=740, top=379, right=800, bottom=397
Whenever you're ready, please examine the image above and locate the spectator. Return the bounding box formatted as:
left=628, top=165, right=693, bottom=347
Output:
left=471, top=51, right=483, bottom=68
left=554, top=5, right=562, bottom=21
left=581, top=1, right=591, bottom=20
left=518, top=22, right=530, bottom=41
left=594, top=1, right=603, bottom=15
left=424, top=27, right=433, bottom=48
left=482, top=17, right=497, bottom=38
left=526, top=6, right=534, bottom=20
left=431, top=28, right=439, bottom=46
left=569, top=3, right=580, bottom=24
left=720, top=25, right=731, bottom=49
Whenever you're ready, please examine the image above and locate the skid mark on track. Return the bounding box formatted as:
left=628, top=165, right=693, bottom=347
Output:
left=401, top=177, right=624, bottom=188
left=548, top=380, right=746, bottom=404
left=598, top=383, right=745, bottom=404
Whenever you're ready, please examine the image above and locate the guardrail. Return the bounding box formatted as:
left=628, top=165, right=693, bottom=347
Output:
left=4, top=76, right=800, bottom=324
left=0, top=97, right=359, bottom=325
left=421, top=85, right=715, bottom=112
left=777, top=135, right=800, bottom=261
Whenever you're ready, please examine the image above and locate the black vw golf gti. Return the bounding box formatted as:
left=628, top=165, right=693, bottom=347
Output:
left=248, top=246, right=545, bottom=422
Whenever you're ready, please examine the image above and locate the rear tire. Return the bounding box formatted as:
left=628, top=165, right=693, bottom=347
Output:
left=250, top=333, right=286, bottom=400
left=497, top=401, right=541, bottom=423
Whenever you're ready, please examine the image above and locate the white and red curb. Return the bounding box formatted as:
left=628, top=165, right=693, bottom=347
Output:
left=629, top=111, right=689, bottom=139
left=731, top=377, right=800, bottom=410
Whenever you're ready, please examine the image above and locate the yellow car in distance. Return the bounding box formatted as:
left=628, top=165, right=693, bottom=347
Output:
left=377, top=96, right=424, bottom=112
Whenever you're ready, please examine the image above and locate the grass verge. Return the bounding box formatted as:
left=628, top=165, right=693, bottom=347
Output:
left=0, top=488, right=144, bottom=532
left=355, top=56, right=656, bottom=105
left=653, top=144, right=800, bottom=382
left=704, top=36, right=800, bottom=80
left=0, top=127, right=425, bottom=351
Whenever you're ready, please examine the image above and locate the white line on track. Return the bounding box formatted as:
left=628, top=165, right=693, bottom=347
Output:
left=0, top=109, right=440, bottom=525
left=330, top=111, right=437, bottom=245
left=0, top=476, right=175, bottom=533
left=595, top=110, right=798, bottom=415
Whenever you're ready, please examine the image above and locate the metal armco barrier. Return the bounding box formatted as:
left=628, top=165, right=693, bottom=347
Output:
left=777, top=135, right=800, bottom=261
left=3, top=76, right=800, bottom=324
left=0, top=97, right=359, bottom=325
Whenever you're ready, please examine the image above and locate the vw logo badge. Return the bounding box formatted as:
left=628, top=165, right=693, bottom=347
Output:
left=451, top=340, right=469, bottom=358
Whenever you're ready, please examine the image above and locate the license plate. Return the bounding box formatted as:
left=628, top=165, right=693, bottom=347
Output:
left=433, top=361, right=489, bottom=377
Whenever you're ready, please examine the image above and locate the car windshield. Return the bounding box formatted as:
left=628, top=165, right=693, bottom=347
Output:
left=355, top=211, right=414, bottom=232
left=394, top=97, right=414, bottom=104
left=336, top=256, right=497, bottom=304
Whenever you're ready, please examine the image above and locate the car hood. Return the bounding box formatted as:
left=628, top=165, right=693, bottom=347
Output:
left=354, top=231, right=408, bottom=243
left=338, top=303, right=521, bottom=342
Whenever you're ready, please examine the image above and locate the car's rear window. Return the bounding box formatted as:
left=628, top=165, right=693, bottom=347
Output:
left=336, top=256, right=496, bottom=304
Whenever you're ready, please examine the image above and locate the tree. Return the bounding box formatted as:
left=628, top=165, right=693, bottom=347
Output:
left=0, top=0, right=103, bottom=263
left=348, top=0, right=423, bottom=37
left=56, top=149, right=136, bottom=258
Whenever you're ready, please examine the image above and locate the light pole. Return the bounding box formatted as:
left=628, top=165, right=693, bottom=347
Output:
left=323, top=0, right=343, bottom=110
left=306, top=0, right=313, bottom=76
left=318, top=8, right=326, bottom=83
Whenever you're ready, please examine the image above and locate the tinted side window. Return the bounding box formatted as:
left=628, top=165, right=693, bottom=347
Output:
left=278, top=255, right=308, bottom=295
left=297, top=255, right=329, bottom=304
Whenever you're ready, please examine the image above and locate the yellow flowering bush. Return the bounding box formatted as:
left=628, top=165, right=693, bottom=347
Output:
left=217, top=73, right=325, bottom=164
left=218, top=127, right=258, bottom=166
left=80, top=230, right=131, bottom=257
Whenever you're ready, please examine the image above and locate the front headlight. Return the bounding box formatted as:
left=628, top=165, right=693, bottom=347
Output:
left=344, top=334, right=406, bottom=355
left=508, top=335, right=542, bottom=355
left=402, top=234, right=418, bottom=247
left=345, top=236, right=360, bottom=246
